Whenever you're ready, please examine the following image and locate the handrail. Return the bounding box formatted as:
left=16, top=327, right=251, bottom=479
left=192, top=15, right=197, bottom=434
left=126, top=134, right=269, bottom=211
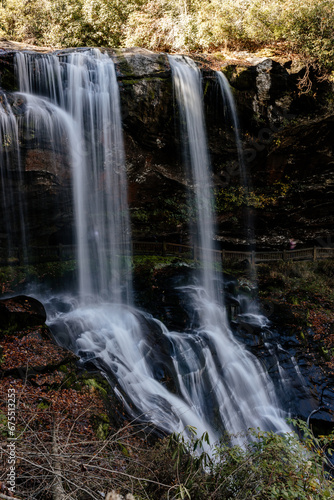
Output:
left=1, top=242, right=334, bottom=265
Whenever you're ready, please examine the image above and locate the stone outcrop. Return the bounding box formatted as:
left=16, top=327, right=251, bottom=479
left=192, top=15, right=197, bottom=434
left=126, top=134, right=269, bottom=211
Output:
left=0, top=47, right=333, bottom=250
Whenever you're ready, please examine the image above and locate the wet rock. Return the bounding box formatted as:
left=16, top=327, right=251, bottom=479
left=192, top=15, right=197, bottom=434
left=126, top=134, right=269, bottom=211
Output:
left=0, top=296, right=76, bottom=381
left=115, top=47, right=170, bottom=79
left=0, top=51, right=17, bottom=91
left=134, top=263, right=198, bottom=331
left=0, top=295, right=47, bottom=334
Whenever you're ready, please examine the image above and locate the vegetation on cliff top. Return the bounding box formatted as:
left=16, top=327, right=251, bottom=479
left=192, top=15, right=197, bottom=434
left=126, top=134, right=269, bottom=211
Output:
left=1, top=0, right=334, bottom=71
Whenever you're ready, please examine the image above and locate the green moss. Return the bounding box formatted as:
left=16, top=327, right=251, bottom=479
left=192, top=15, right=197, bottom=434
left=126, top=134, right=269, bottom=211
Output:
left=0, top=411, right=10, bottom=437
left=83, top=378, right=109, bottom=398
left=62, top=373, right=78, bottom=389
left=37, top=401, right=50, bottom=410
left=58, top=364, right=69, bottom=373
left=114, top=54, right=134, bottom=77
left=121, top=78, right=139, bottom=85
left=289, top=295, right=300, bottom=306
left=131, top=194, right=191, bottom=237
left=203, top=80, right=210, bottom=96
left=213, top=53, right=227, bottom=62
left=319, top=346, right=331, bottom=361
left=90, top=413, right=110, bottom=440
left=215, top=182, right=291, bottom=213
left=296, top=331, right=308, bottom=345
left=132, top=209, right=149, bottom=223
left=220, top=65, right=235, bottom=81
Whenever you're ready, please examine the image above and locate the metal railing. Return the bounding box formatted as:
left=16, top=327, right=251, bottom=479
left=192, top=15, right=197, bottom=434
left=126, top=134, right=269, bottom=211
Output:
left=1, top=242, right=334, bottom=265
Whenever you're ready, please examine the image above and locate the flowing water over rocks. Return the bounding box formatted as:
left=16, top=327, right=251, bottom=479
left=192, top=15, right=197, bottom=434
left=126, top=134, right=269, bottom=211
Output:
left=1, top=49, right=316, bottom=444
left=167, top=55, right=290, bottom=440
left=16, top=50, right=132, bottom=303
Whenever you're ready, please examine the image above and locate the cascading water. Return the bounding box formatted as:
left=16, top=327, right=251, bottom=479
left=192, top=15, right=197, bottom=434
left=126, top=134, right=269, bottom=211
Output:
left=168, top=55, right=290, bottom=440
left=217, top=70, right=256, bottom=259
left=16, top=50, right=132, bottom=303
left=168, top=55, right=218, bottom=302
left=14, top=49, right=218, bottom=441
left=0, top=92, right=26, bottom=261
left=216, top=71, right=247, bottom=187
left=5, top=50, right=291, bottom=445
left=215, top=70, right=304, bottom=399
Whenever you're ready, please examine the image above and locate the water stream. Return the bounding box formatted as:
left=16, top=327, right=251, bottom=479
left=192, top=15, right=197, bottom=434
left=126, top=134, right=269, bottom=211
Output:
left=217, top=71, right=247, bottom=188
left=16, top=50, right=132, bottom=303
left=168, top=55, right=290, bottom=440
left=3, top=50, right=292, bottom=444
left=0, top=91, right=25, bottom=261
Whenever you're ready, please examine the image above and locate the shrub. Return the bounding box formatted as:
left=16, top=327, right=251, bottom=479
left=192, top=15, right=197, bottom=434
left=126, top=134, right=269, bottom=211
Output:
left=162, top=421, right=334, bottom=499
left=0, top=0, right=50, bottom=43
left=1, top=0, right=334, bottom=71
left=1, top=376, right=334, bottom=499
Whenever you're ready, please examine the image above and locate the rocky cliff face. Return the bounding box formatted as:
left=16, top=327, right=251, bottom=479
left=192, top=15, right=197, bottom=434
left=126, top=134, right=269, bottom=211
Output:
left=0, top=47, right=333, bottom=251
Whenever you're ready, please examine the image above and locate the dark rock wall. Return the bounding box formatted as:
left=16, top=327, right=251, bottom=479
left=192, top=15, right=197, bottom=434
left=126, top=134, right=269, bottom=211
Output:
left=0, top=48, right=333, bottom=251
left=115, top=48, right=188, bottom=241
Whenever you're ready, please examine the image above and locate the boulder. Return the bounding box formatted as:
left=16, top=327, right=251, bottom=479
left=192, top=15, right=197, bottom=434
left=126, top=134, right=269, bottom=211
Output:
left=0, top=295, right=47, bottom=334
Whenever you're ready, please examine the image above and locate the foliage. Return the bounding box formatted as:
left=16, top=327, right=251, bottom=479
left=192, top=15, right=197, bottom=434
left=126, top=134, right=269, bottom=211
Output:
left=215, top=181, right=290, bottom=212
left=257, top=259, right=334, bottom=374
left=0, top=0, right=49, bottom=43
left=1, top=340, right=334, bottom=498
left=43, top=0, right=131, bottom=48
left=127, top=422, right=334, bottom=499
left=212, top=422, right=334, bottom=499
left=0, top=260, right=76, bottom=294
left=0, top=0, right=137, bottom=47
left=133, top=254, right=191, bottom=270
left=123, top=0, right=199, bottom=51
left=1, top=1, right=334, bottom=70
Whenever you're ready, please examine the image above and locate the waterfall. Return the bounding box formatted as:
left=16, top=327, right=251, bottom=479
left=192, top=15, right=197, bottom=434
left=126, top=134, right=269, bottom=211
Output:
left=4, top=50, right=290, bottom=445
left=0, top=91, right=26, bottom=262
left=217, top=71, right=256, bottom=251
left=14, top=49, right=218, bottom=441
left=168, top=55, right=290, bottom=440
left=16, top=50, right=132, bottom=303
left=168, top=55, right=218, bottom=302
left=216, top=71, right=247, bottom=187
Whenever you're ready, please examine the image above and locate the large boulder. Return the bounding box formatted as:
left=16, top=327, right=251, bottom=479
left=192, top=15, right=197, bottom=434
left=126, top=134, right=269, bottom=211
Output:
left=0, top=295, right=47, bottom=333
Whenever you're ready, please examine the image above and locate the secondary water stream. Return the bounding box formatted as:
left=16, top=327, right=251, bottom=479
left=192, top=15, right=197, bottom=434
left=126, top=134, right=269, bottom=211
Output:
left=168, top=55, right=289, bottom=439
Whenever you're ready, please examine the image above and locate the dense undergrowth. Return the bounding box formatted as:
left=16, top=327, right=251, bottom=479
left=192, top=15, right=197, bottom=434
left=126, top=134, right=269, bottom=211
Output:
left=256, top=259, right=334, bottom=374
left=1, top=391, right=334, bottom=500
left=1, top=0, right=334, bottom=71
